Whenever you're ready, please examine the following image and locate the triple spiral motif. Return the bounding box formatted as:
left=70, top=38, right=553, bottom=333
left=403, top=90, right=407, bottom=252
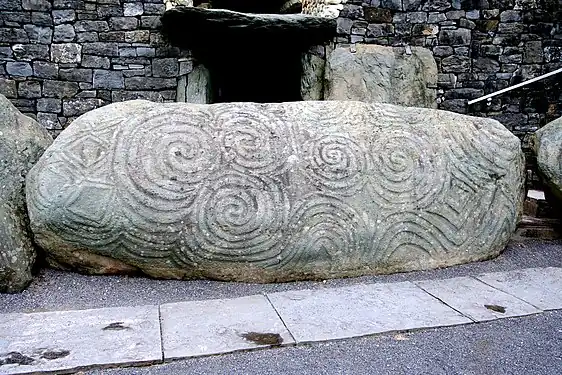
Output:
left=29, top=101, right=521, bottom=277
left=114, top=108, right=221, bottom=227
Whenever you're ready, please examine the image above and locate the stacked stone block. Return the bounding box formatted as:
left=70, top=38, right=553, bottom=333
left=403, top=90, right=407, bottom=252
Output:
left=0, top=0, right=560, bottom=143
left=337, top=0, right=561, bottom=142
left=0, top=0, right=192, bottom=136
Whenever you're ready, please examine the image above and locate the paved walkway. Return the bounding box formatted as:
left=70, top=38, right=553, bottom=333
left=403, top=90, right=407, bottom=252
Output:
left=1, top=266, right=561, bottom=375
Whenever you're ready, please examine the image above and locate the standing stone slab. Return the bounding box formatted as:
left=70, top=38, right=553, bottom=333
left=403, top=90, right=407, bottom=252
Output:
left=0, top=94, right=52, bottom=293
left=160, top=295, right=294, bottom=359
left=267, top=282, right=471, bottom=342
left=301, top=46, right=326, bottom=100
left=324, top=44, right=438, bottom=108
left=415, top=276, right=541, bottom=322
left=476, top=267, right=562, bottom=311
left=185, top=64, right=212, bottom=104
left=0, top=305, right=161, bottom=374
left=26, top=100, right=524, bottom=282
left=532, top=117, right=562, bottom=204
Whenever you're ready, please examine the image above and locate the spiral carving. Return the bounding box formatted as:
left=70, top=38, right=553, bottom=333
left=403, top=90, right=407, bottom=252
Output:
left=370, top=128, right=446, bottom=208
left=26, top=100, right=523, bottom=282
left=113, top=108, right=220, bottom=226
left=280, top=193, right=365, bottom=268
left=182, top=171, right=289, bottom=265
left=304, top=134, right=371, bottom=195
left=213, top=104, right=291, bottom=176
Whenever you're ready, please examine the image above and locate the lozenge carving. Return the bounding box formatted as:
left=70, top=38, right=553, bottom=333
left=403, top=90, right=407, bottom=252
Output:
left=26, top=100, right=524, bottom=282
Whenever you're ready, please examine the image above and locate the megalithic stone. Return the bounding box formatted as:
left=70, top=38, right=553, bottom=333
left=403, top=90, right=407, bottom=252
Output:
left=26, top=100, right=525, bottom=282
left=532, top=117, right=562, bottom=206
left=0, top=94, right=52, bottom=293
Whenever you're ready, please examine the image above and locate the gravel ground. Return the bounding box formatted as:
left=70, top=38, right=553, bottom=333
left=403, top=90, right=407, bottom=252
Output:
left=1, top=238, right=561, bottom=313
left=85, top=310, right=562, bottom=375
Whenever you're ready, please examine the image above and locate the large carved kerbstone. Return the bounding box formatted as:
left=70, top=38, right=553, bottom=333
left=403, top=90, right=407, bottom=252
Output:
left=26, top=100, right=524, bottom=282
left=532, top=117, right=562, bottom=204
left=0, top=94, right=52, bottom=293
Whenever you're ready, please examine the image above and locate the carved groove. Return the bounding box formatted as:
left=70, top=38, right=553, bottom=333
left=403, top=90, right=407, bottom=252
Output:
left=26, top=101, right=524, bottom=281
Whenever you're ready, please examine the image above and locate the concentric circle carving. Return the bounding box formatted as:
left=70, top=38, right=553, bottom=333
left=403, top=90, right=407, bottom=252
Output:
left=284, top=101, right=366, bottom=127
left=280, top=193, right=366, bottom=268
left=213, top=104, right=291, bottom=176
left=370, top=128, right=446, bottom=208
left=113, top=108, right=220, bottom=225
left=183, top=171, right=289, bottom=265
left=303, top=134, right=371, bottom=195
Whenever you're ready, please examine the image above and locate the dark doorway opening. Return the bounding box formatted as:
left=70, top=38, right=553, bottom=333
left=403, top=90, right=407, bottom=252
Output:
left=161, top=5, right=336, bottom=103
left=204, top=46, right=304, bottom=103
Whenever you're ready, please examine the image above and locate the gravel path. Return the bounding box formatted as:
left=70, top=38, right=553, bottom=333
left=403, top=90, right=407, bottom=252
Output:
left=1, top=239, right=561, bottom=314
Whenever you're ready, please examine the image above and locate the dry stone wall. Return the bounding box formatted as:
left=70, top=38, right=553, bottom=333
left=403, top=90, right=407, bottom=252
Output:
left=335, top=0, right=561, bottom=143
left=0, top=0, right=192, bottom=136
left=0, top=0, right=560, bottom=144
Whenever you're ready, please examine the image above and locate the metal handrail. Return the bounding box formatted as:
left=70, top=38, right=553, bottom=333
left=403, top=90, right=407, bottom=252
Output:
left=467, top=67, right=562, bottom=105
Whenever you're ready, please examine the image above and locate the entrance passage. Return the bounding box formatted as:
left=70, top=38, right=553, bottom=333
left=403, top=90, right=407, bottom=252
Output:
left=205, top=46, right=303, bottom=103
left=160, top=5, right=336, bottom=103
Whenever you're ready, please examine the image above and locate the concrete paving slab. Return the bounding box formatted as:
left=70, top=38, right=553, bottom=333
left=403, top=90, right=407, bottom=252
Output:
left=266, top=281, right=471, bottom=343
left=415, top=276, right=541, bottom=322
left=0, top=305, right=161, bottom=375
left=160, top=295, right=295, bottom=359
left=476, top=267, right=562, bottom=310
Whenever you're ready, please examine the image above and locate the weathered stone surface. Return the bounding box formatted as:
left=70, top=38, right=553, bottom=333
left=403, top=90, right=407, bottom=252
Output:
left=0, top=78, right=17, bottom=98
left=26, top=100, right=524, bottom=282
left=93, top=69, right=124, bottom=89
left=18, top=81, right=41, bottom=98
left=6, top=62, right=33, bottom=77
left=324, top=44, right=438, bottom=108
left=532, top=117, right=562, bottom=204
left=160, top=7, right=336, bottom=51
left=184, top=64, right=211, bottom=104
left=62, top=98, right=101, bottom=116
left=24, top=24, right=52, bottom=44
left=51, top=43, right=82, bottom=64
left=53, top=9, right=76, bottom=24
left=0, top=95, right=52, bottom=293
left=11, top=44, right=50, bottom=61
left=42, top=80, right=80, bottom=98
left=301, top=47, right=326, bottom=101
left=0, top=305, right=161, bottom=373
left=53, top=24, right=76, bottom=42
left=33, top=61, right=59, bottom=79
left=152, top=58, right=179, bottom=78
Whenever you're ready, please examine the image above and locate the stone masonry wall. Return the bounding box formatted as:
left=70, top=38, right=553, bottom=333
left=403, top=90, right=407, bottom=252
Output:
left=0, top=0, right=560, bottom=144
left=0, top=0, right=192, bottom=136
left=336, top=0, right=561, bottom=146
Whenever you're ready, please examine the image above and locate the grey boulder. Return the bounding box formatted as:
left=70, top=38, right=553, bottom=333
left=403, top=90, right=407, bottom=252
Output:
left=26, top=100, right=524, bottom=282
left=0, top=94, right=52, bottom=293
left=324, top=44, right=438, bottom=108
left=532, top=117, right=562, bottom=204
